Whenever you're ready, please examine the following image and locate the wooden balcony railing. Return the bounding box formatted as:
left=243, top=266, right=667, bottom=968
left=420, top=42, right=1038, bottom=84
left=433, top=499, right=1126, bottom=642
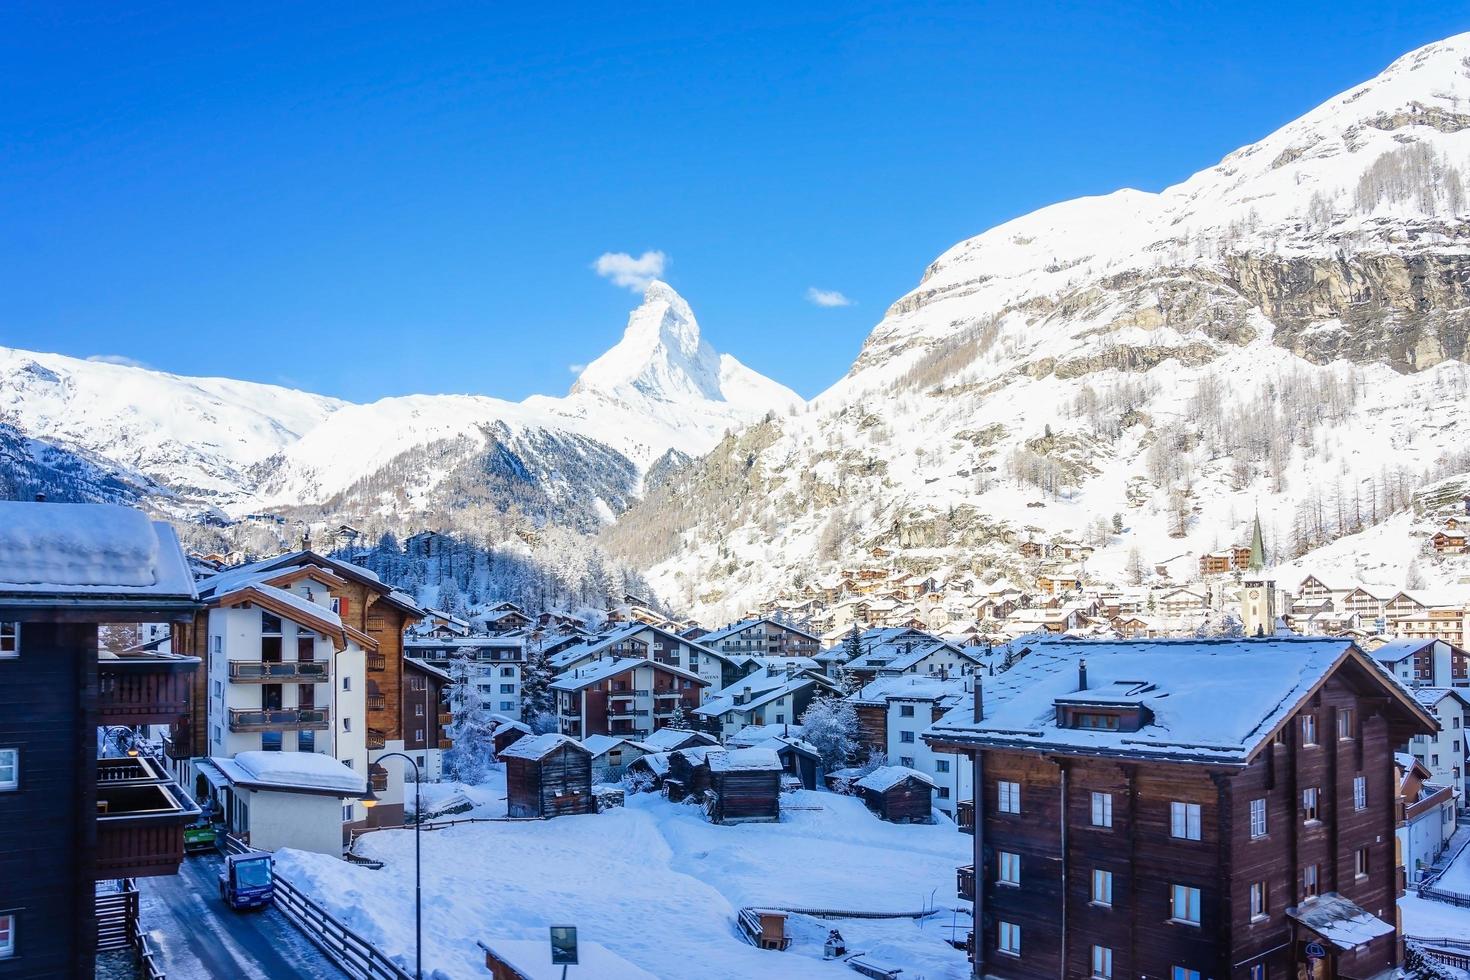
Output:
left=369, top=765, right=388, bottom=792
left=366, top=653, right=387, bottom=671
left=366, top=728, right=387, bottom=750
left=957, top=864, right=975, bottom=902
left=956, top=800, right=974, bottom=835
left=437, top=738, right=453, bottom=750
left=228, top=707, right=330, bottom=732
left=229, top=660, right=329, bottom=683
left=95, top=757, right=200, bottom=879
left=438, top=711, right=453, bottom=726
left=98, top=652, right=199, bottom=726
left=366, top=694, right=386, bottom=710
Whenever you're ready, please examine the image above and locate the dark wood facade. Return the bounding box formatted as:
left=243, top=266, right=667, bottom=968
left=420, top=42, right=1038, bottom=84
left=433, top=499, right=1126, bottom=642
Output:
left=708, top=758, right=782, bottom=824
left=402, top=659, right=451, bottom=759
left=930, top=658, right=1427, bottom=980
left=505, top=741, right=593, bottom=818
left=857, top=774, right=934, bottom=824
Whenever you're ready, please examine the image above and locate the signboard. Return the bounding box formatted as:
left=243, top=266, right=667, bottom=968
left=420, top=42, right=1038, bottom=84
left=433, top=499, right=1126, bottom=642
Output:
left=550, top=925, right=579, bottom=965
left=1305, top=940, right=1326, bottom=960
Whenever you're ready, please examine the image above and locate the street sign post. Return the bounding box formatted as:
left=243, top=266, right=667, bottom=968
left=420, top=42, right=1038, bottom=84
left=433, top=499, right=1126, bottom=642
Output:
left=551, top=925, right=578, bottom=978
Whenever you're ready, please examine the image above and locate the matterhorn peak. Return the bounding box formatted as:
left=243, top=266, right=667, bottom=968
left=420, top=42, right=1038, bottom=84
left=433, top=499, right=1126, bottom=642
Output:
left=570, top=280, right=725, bottom=404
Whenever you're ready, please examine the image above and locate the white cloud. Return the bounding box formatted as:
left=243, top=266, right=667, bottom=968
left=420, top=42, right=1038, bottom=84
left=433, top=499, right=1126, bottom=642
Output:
left=568, top=363, right=587, bottom=374
left=805, top=287, right=853, bottom=308
left=86, top=353, right=149, bottom=368
left=593, top=250, right=667, bottom=291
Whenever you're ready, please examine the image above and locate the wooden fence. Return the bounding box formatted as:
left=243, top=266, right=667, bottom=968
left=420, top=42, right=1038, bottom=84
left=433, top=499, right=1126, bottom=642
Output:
left=95, top=878, right=166, bottom=979
left=219, top=834, right=413, bottom=980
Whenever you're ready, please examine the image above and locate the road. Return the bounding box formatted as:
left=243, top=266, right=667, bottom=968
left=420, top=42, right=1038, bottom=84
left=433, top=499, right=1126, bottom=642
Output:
left=137, top=850, right=345, bottom=980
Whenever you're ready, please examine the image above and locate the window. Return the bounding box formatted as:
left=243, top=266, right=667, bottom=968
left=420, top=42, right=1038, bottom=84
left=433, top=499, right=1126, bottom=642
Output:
left=342, top=804, right=354, bottom=821
left=342, top=675, right=351, bottom=692
left=414, top=729, right=425, bottom=742
left=1170, top=884, right=1201, bottom=925
left=899, top=704, right=915, bottom=717
left=1076, top=712, right=1120, bottom=730
left=1249, top=881, right=1268, bottom=920
left=1250, top=798, right=1267, bottom=838
left=937, top=786, right=950, bottom=799
left=934, top=759, right=950, bottom=773
left=1302, top=864, right=1319, bottom=901
left=1337, top=708, right=1355, bottom=740
left=1091, top=792, right=1113, bottom=828
left=1355, top=847, right=1370, bottom=878
left=343, top=717, right=352, bottom=732
left=1302, top=787, right=1318, bottom=823
left=500, top=667, right=515, bottom=677
left=1249, top=965, right=1267, bottom=980
left=415, top=703, right=425, bottom=717
left=998, top=851, right=1020, bottom=885
left=0, top=749, right=17, bottom=791
left=1091, top=946, right=1112, bottom=979
left=1173, top=969, right=1201, bottom=980
left=1170, top=802, right=1201, bottom=840
left=1353, top=775, right=1367, bottom=811
left=1091, top=869, right=1113, bottom=906
left=0, top=622, right=17, bottom=658
left=261, top=613, right=282, bottom=635
left=299, top=731, right=315, bottom=752
left=998, top=920, right=1021, bottom=955
left=1301, top=713, right=1317, bottom=745
left=998, top=780, right=1020, bottom=814
left=899, top=730, right=915, bottom=743
left=261, top=732, right=282, bottom=752
left=0, top=912, right=14, bottom=959
left=500, top=701, right=514, bottom=711
left=211, top=635, right=222, bottom=654
left=899, top=756, right=915, bottom=768
left=213, top=680, right=222, bottom=698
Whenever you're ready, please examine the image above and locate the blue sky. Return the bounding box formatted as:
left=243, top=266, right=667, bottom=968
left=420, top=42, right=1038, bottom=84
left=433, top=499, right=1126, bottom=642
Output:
left=0, top=2, right=1464, bottom=401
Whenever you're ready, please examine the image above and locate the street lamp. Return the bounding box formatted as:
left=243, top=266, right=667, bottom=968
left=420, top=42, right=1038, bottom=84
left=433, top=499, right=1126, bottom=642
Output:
left=359, top=751, right=422, bottom=980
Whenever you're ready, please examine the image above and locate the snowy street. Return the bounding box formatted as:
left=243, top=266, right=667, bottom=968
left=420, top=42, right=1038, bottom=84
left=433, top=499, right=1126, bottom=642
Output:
left=136, top=850, right=343, bottom=980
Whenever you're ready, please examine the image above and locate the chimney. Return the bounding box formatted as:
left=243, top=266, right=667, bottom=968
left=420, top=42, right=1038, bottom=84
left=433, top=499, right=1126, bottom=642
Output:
left=1078, top=659, right=1088, bottom=692
left=973, top=678, right=984, bottom=722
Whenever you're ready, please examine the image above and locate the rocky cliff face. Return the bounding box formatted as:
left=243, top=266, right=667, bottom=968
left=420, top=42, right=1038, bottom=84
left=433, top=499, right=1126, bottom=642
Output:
left=610, top=34, right=1470, bottom=621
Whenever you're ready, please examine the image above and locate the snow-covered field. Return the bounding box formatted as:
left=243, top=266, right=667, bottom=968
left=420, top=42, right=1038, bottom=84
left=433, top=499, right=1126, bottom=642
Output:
left=275, top=788, right=973, bottom=979
left=1400, top=832, right=1470, bottom=941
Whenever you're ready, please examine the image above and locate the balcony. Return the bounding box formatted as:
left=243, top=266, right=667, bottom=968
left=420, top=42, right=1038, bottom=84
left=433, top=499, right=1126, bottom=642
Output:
left=95, top=756, right=200, bottom=879
left=227, top=707, right=330, bottom=732
left=652, top=691, right=684, bottom=700
left=366, top=728, right=387, bottom=750
left=956, top=800, right=974, bottom=835
left=98, top=650, right=199, bottom=726
left=162, top=718, right=192, bottom=761
left=438, top=711, right=453, bottom=726
left=957, top=864, right=975, bottom=902
left=229, top=660, right=329, bottom=683
left=608, top=709, right=650, bottom=721
left=437, top=738, right=453, bottom=751
left=366, top=694, right=386, bottom=710
left=366, top=653, right=386, bottom=671
left=369, top=764, right=388, bottom=792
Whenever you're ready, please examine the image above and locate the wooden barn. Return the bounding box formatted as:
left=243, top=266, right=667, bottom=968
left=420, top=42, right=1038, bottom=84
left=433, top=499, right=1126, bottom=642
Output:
left=706, top=748, right=783, bottom=824
left=663, top=745, right=718, bottom=802
left=640, top=727, right=720, bottom=753
left=852, top=766, right=935, bottom=823
left=625, top=751, right=672, bottom=791
left=491, top=719, right=532, bottom=758
left=756, top=735, right=823, bottom=790
left=501, top=733, right=594, bottom=818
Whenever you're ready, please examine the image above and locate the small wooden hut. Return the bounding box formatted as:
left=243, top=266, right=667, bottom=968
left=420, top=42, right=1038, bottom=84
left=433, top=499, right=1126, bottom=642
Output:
left=664, top=746, right=717, bottom=802
left=706, top=748, right=783, bottom=824
left=501, top=734, right=593, bottom=818
left=491, top=720, right=532, bottom=759
left=852, top=766, right=934, bottom=823
left=760, top=735, right=822, bottom=790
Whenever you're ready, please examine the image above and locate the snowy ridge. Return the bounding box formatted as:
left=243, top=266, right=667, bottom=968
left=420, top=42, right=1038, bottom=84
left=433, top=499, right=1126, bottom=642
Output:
left=612, top=33, right=1470, bottom=620
left=0, top=281, right=800, bottom=526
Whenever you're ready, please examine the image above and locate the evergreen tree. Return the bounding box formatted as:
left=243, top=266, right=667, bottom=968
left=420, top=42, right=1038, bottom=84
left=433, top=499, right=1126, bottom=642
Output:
left=800, top=695, right=860, bottom=770
left=444, top=655, right=494, bottom=784
left=520, top=639, right=556, bottom=732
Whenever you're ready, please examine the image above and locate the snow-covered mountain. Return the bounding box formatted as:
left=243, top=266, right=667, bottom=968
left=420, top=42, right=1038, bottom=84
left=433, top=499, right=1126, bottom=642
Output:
left=607, top=34, right=1470, bottom=619
left=0, top=282, right=800, bottom=531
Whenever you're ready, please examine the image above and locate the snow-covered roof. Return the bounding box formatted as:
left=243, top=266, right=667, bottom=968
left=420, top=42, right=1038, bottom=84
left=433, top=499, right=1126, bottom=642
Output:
left=404, top=658, right=453, bottom=683
left=880, top=640, right=974, bottom=672
left=499, top=733, right=587, bottom=761
left=212, top=750, right=366, bottom=795
left=1410, top=687, right=1470, bottom=710
left=750, top=734, right=821, bottom=758
left=633, top=751, right=673, bottom=776
left=706, top=747, right=782, bottom=773
left=1286, top=893, right=1394, bottom=951
left=927, top=638, right=1433, bottom=765
left=856, top=765, right=935, bottom=793
left=727, top=723, right=806, bottom=747
left=550, top=655, right=705, bottom=692
left=694, top=672, right=827, bottom=719
left=1369, top=637, right=1438, bottom=663
left=478, top=939, right=658, bottom=980
left=196, top=551, right=423, bottom=617
left=640, top=728, right=716, bottom=751
left=854, top=673, right=970, bottom=707
left=581, top=734, right=641, bottom=758
left=0, top=502, right=197, bottom=603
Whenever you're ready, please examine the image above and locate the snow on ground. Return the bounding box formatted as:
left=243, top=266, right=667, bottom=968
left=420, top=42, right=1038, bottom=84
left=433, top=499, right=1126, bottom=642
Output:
left=1432, top=834, right=1470, bottom=896
left=1399, top=894, right=1470, bottom=939
left=276, top=789, right=972, bottom=979
left=407, top=767, right=508, bottom=818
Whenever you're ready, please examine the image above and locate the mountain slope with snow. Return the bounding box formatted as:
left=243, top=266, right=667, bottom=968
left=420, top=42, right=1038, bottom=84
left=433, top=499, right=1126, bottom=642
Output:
left=0, top=282, right=800, bottom=530
left=608, top=34, right=1470, bottom=619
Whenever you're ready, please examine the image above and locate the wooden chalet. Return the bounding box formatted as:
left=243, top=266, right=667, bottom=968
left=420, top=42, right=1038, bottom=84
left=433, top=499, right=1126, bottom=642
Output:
left=0, top=501, right=202, bottom=977
left=926, top=637, right=1436, bottom=980
left=852, top=766, right=935, bottom=823
left=706, top=748, right=783, bottom=824
left=501, top=734, right=594, bottom=819
left=1432, top=528, right=1468, bottom=554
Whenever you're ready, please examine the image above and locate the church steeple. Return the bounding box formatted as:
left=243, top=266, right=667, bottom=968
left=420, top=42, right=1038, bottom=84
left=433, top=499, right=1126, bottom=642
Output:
left=1248, top=510, right=1265, bottom=572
